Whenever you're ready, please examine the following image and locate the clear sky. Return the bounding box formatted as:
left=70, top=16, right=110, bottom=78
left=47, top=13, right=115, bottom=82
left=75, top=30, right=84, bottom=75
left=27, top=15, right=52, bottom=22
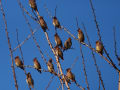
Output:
left=0, top=0, right=120, bottom=90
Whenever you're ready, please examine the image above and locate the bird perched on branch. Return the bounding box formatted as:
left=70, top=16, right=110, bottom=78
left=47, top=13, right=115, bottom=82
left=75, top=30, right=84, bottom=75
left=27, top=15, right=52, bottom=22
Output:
left=62, top=75, right=71, bottom=84
left=29, top=0, right=38, bottom=12
left=33, top=58, right=42, bottom=73
left=26, top=72, right=34, bottom=88
left=47, top=58, right=57, bottom=75
left=66, top=68, right=76, bottom=83
left=54, top=33, right=63, bottom=49
left=77, top=28, right=84, bottom=42
left=63, top=37, right=72, bottom=51
left=15, top=56, right=24, bottom=70
left=39, top=16, right=48, bottom=32
left=55, top=46, right=64, bottom=60
left=96, top=40, right=103, bottom=55
left=53, top=16, right=61, bottom=29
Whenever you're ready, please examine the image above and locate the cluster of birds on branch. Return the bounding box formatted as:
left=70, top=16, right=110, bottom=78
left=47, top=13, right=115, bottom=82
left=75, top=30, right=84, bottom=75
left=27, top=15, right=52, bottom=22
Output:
left=15, top=56, right=77, bottom=88
left=14, top=0, right=104, bottom=88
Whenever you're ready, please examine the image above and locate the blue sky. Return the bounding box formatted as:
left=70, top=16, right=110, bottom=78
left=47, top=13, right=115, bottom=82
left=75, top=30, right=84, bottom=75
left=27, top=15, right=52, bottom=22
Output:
left=0, top=0, right=120, bottom=90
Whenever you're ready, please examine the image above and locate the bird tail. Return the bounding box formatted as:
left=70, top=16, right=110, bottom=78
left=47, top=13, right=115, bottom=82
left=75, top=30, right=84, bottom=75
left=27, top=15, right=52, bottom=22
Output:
left=20, top=66, right=24, bottom=70
left=37, top=69, right=41, bottom=74
left=52, top=71, right=57, bottom=76
left=31, top=84, right=34, bottom=88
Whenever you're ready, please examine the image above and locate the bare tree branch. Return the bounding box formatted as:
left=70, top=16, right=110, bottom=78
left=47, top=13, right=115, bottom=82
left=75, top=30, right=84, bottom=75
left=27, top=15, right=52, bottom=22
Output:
left=44, top=4, right=53, bottom=18
left=0, top=1, right=18, bottom=90
left=12, top=26, right=40, bottom=52
left=45, top=76, right=54, bottom=90
left=80, top=44, right=90, bottom=90
left=70, top=57, right=79, bottom=69
left=75, top=82, right=85, bottom=90
left=113, top=26, right=120, bottom=65
left=44, top=32, right=69, bottom=89
left=82, top=23, right=105, bottom=90
left=118, top=72, right=120, bottom=90
left=89, top=0, right=101, bottom=41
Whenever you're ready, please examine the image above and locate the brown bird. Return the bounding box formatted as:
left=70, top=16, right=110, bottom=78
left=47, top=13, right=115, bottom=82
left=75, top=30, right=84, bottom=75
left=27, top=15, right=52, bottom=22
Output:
left=33, top=58, right=42, bottom=73
left=47, top=58, right=57, bottom=75
left=54, top=33, right=63, bottom=48
left=53, top=16, right=61, bottom=29
left=26, top=72, right=34, bottom=88
left=96, top=40, right=104, bottom=55
left=55, top=46, right=64, bottom=60
left=39, top=16, right=48, bottom=32
left=29, top=0, right=38, bottom=12
left=66, top=68, right=76, bottom=83
left=15, top=56, right=24, bottom=70
left=62, top=75, right=71, bottom=84
left=78, top=28, right=84, bottom=42
left=63, top=37, right=72, bottom=51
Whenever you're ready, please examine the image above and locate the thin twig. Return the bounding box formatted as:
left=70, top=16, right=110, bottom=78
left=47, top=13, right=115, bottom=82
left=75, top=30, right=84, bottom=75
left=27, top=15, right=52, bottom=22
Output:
left=70, top=56, right=79, bottom=69
left=12, top=26, right=40, bottom=52
left=89, top=0, right=101, bottom=41
left=75, top=82, right=85, bottom=90
left=113, top=27, right=120, bottom=65
left=80, top=44, right=90, bottom=90
left=23, top=65, right=49, bottom=72
left=0, top=1, right=18, bottom=90
left=44, top=51, right=56, bottom=65
left=82, top=23, right=105, bottom=90
left=44, top=4, right=53, bottom=18
left=98, top=79, right=100, bottom=90
left=55, top=5, right=57, bottom=17
left=76, top=17, right=79, bottom=29
left=118, top=72, right=120, bottom=90
left=45, top=76, right=55, bottom=90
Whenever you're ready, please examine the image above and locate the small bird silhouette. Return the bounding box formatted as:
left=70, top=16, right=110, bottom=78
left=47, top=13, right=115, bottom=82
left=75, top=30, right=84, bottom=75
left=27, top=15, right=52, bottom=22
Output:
left=66, top=68, right=76, bottom=83
left=55, top=46, right=64, bottom=60
left=96, top=40, right=103, bottom=55
left=39, top=16, right=48, bottom=32
left=63, top=37, right=72, bottom=51
left=54, top=33, right=63, bottom=49
left=53, top=16, right=61, bottom=29
left=33, top=58, right=42, bottom=73
left=26, top=72, right=34, bottom=88
left=15, top=56, right=24, bottom=70
left=47, top=58, right=57, bottom=75
left=77, top=28, right=84, bottom=42
left=29, top=0, right=38, bottom=12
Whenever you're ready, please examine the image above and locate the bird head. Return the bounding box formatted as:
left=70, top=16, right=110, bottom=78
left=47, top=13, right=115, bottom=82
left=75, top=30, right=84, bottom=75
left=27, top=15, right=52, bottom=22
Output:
left=15, top=56, right=19, bottom=59
left=33, top=57, right=37, bottom=62
left=66, top=68, right=71, bottom=72
left=49, top=58, right=52, bottom=63
left=96, top=40, right=101, bottom=45
left=77, top=28, right=83, bottom=33
left=68, top=37, right=71, bottom=41
left=53, top=16, right=57, bottom=19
